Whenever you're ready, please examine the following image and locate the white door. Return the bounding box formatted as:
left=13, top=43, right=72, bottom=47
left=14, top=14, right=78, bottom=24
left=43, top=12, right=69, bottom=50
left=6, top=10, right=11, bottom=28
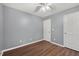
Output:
left=64, top=11, right=79, bottom=51
left=43, top=19, right=51, bottom=41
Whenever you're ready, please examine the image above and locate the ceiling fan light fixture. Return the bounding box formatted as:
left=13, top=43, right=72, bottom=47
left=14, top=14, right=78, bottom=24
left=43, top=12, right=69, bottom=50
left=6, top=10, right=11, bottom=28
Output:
left=34, top=3, right=56, bottom=12
left=41, top=6, right=51, bottom=12
left=46, top=6, right=51, bottom=10
left=41, top=7, right=46, bottom=12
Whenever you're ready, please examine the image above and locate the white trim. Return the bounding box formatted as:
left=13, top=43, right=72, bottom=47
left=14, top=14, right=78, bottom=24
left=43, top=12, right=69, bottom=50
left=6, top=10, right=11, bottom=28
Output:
left=42, top=39, right=47, bottom=41
left=2, top=39, right=43, bottom=53
left=45, top=40, right=64, bottom=47
left=50, top=41, right=64, bottom=47
left=2, top=39, right=64, bottom=56
left=0, top=51, right=3, bottom=56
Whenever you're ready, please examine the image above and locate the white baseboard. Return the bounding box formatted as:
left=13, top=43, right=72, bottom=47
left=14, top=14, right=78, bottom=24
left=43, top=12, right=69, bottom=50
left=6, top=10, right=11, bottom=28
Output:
left=0, top=51, right=3, bottom=56
left=43, top=39, right=64, bottom=47
left=51, top=42, right=64, bottom=47
left=1, top=39, right=64, bottom=56
left=2, top=39, right=43, bottom=53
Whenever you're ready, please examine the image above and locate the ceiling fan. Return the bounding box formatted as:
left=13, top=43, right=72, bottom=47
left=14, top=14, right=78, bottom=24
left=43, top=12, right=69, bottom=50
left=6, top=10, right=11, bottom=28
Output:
left=34, top=3, right=55, bottom=12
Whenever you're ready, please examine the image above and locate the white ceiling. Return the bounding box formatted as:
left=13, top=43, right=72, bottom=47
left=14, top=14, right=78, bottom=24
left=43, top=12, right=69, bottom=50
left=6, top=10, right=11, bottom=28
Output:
left=3, top=3, right=79, bottom=18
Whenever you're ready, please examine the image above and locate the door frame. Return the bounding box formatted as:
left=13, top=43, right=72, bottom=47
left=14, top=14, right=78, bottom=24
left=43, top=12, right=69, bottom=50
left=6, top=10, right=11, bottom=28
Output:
left=43, top=19, right=52, bottom=41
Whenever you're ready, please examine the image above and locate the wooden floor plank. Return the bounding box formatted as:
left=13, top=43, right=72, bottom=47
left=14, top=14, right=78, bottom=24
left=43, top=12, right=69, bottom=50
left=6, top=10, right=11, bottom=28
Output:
left=3, top=40, right=79, bottom=56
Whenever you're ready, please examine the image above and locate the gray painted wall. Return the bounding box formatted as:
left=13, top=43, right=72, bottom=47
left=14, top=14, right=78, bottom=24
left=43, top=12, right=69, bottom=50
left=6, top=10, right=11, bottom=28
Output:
left=51, top=15, right=63, bottom=45
left=0, top=4, right=3, bottom=51
left=1, top=4, right=79, bottom=50
left=49, top=5, right=79, bottom=45
left=3, top=6, right=43, bottom=50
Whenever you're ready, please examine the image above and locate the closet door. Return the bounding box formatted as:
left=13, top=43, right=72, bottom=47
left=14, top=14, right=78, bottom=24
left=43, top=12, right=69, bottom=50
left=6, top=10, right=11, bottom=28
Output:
left=64, top=11, right=79, bottom=51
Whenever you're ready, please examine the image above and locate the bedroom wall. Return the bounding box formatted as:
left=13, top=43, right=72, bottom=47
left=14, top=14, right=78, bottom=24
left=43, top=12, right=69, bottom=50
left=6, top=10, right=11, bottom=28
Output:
left=49, top=5, right=79, bottom=45
left=3, top=6, right=43, bottom=50
left=0, top=4, right=3, bottom=51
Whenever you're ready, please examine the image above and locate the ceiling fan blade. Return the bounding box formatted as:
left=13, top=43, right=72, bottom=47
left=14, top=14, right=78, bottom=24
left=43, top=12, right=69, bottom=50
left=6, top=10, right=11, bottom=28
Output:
left=34, top=6, right=42, bottom=12
left=49, top=6, right=54, bottom=9
left=49, top=5, right=55, bottom=11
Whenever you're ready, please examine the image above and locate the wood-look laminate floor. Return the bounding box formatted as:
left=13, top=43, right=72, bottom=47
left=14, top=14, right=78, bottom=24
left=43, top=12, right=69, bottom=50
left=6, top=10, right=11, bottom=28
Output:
left=3, top=40, right=79, bottom=56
